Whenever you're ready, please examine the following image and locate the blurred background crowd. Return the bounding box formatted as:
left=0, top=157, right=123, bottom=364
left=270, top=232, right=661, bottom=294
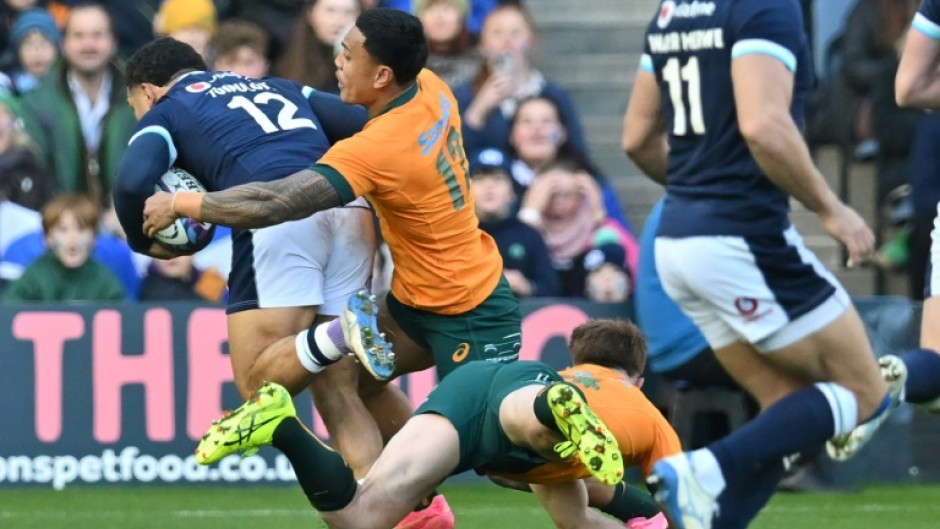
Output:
left=0, top=0, right=933, bottom=314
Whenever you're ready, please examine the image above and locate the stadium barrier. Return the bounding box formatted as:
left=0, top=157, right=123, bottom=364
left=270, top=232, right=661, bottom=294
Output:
left=0, top=298, right=630, bottom=488
left=0, top=296, right=934, bottom=488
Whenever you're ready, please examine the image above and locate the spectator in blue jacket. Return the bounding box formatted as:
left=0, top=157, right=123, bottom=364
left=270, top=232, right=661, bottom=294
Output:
left=471, top=147, right=560, bottom=298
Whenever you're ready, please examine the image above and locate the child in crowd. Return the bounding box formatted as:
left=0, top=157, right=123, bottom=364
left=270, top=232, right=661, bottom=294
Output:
left=7, top=7, right=59, bottom=94
left=1, top=193, right=124, bottom=302
left=471, top=147, right=559, bottom=298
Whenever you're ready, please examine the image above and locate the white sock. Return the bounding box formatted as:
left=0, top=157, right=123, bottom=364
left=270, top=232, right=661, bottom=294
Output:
left=690, top=448, right=726, bottom=497
left=295, top=330, right=325, bottom=374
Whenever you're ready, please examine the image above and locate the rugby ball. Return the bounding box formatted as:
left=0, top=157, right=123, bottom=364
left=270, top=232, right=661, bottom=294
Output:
left=153, top=167, right=215, bottom=252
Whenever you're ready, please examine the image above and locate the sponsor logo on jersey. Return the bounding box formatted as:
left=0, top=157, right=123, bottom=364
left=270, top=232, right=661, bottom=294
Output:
left=657, top=1, right=675, bottom=28
left=657, top=0, right=716, bottom=29
left=186, top=82, right=211, bottom=93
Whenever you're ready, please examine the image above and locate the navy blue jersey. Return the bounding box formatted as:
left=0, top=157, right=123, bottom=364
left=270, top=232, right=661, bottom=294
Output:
left=642, top=0, right=814, bottom=237
left=114, top=71, right=367, bottom=252
left=915, top=0, right=940, bottom=38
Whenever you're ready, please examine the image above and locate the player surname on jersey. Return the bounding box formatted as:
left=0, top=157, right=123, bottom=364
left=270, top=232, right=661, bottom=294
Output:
left=648, top=28, right=725, bottom=54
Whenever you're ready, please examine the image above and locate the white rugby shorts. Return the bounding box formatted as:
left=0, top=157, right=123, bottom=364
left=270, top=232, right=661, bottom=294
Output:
left=655, top=226, right=850, bottom=352
left=227, top=198, right=375, bottom=315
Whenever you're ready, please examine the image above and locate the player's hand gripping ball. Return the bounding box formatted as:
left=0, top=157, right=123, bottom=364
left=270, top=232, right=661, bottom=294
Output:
left=152, top=168, right=215, bottom=252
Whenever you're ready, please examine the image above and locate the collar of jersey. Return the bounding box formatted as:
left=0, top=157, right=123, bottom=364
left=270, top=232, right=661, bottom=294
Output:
left=377, top=80, right=419, bottom=117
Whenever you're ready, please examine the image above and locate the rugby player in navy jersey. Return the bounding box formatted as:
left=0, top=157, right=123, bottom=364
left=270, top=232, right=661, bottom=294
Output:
left=623, top=1, right=899, bottom=528
left=112, top=37, right=390, bottom=477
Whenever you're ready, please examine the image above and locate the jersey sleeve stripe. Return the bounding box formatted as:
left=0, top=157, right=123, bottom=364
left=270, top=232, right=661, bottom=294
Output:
left=640, top=54, right=654, bottom=73
left=311, top=162, right=356, bottom=204
left=302, top=85, right=315, bottom=98
left=913, top=13, right=940, bottom=40
left=731, top=39, right=797, bottom=72
left=128, top=125, right=178, bottom=166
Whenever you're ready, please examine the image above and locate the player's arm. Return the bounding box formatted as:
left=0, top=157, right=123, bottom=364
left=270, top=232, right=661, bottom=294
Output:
left=113, top=127, right=191, bottom=259
left=896, top=14, right=940, bottom=108
left=531, top=481, right=624, bottom=529
left=732, top=53, right=873, bottom=262
left=305, top=88, right=369, bottom=142
left=144, top=168, right=345, bottom=235
left=622, top=63, right=668, bottom=185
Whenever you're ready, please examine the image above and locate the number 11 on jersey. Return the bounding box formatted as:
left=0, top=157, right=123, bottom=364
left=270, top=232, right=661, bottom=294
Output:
left=663, top=57, right=705, bottom=136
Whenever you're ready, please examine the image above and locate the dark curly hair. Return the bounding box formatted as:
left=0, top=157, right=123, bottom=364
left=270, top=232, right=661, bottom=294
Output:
left=126, top=37, right=208, bottom=88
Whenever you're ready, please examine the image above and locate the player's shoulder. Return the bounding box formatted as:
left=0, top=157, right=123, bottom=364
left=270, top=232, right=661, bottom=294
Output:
left=919, top=0, right=940, bottom=25
left=727, top=0, right=802, bottom=29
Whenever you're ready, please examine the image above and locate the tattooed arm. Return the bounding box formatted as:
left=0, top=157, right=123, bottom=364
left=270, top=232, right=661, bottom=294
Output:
left=142, top=168, right=345, bottom=236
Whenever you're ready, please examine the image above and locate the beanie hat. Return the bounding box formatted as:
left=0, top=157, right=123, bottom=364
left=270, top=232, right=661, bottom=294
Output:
left=10, top=8, right=61, bottom=49
left=157, top=0, right=217, bottom=36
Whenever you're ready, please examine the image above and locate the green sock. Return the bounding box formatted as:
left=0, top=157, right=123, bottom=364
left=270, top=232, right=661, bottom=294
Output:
left=272, top=418, right=357, bottom=512
left=600, top=482, right=662, bottom=521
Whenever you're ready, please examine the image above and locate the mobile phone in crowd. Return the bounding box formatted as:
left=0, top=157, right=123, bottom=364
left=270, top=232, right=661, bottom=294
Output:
left=493, top=53, right=518, bottom=77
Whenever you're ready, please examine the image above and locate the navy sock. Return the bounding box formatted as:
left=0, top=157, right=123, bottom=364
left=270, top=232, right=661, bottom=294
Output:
left=272, top=417, right=357, bottom=511
left=714, top=459, right=786, bottom=529
left=708, top=386, right=835, bottom=483
left=902, top=348, right=940, bottom=403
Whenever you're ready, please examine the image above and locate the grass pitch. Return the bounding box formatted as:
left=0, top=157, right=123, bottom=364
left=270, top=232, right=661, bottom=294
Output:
left=1, top=481, right=939, bottom=528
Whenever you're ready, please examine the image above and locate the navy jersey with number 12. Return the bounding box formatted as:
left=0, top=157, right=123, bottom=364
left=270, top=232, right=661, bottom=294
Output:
left=113, top=71, right=366, bottom=253
left=641, top=0, right=814, bottom=237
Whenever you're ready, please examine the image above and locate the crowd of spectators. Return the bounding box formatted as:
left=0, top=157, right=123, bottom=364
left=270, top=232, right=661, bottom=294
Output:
left=0, top=0, right=638, bottom=306
left=5, top=0, right=929, bottom=307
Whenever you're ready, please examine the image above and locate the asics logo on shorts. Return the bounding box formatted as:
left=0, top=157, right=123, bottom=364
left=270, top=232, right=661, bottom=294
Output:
left=452, top=342, right=470, bottom=362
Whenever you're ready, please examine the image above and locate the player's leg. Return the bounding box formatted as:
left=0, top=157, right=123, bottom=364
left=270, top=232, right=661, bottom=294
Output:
left=499, top=382, right=624, bottom=485
left=227, top=306, right=317, bottom=397
left=647, top=232, right=890, bottom=529
left=225, top=214, right=337, bottom=397
left=531, top=481, right=626, bottom=529
left=887, top=205, right=940, bottom=411
left=584, top=480, right=665, bottom=528
left=897, top=293, right=940, bottom=410
left=296, top=204, right=385, bottom=477
left=194, top=381, right=458, bottom=529
left=323, top=414, right=461, bottom=529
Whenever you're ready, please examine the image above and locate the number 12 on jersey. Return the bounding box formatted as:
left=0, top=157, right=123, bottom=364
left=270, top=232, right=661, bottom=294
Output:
left=228, top=92, right=318, bottom=133
left=662, top=57, right=705, bottom=136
